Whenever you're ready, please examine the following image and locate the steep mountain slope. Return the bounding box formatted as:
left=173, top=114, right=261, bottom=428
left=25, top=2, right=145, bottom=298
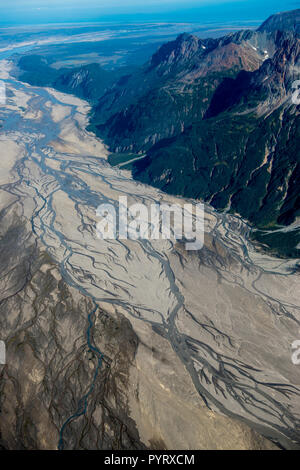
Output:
left=90, top=29, right=285, bottom=152
left=133, top=34, right=300, bottom=257
left=258, top=8, right=300, bottom=36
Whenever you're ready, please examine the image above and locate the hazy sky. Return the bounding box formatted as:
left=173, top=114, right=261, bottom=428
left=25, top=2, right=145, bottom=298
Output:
left=0, top=0, right=299, bottom=25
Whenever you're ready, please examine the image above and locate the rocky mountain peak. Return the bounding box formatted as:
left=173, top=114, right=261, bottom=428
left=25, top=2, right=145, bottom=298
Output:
left=150, top=33, right=201, bottom=68
left=253, top=35, right=300, bottom=94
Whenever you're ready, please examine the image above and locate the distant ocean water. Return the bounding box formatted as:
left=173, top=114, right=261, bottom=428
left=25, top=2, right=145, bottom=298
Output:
left=0, top=0, right=298, bottom=26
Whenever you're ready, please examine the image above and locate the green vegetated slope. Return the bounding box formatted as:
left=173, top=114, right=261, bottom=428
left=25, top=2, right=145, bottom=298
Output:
left=133, top=104, right=299, bottom=257
left=131, top=31, right=300, bottom=258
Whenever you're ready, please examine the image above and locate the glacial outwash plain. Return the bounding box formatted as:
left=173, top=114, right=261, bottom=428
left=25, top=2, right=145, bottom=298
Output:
left=0, top=55, right=299, bottom=450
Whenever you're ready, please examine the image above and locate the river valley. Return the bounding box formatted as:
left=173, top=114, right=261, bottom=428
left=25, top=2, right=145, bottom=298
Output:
left=0, top=59, right=299, bottom=450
